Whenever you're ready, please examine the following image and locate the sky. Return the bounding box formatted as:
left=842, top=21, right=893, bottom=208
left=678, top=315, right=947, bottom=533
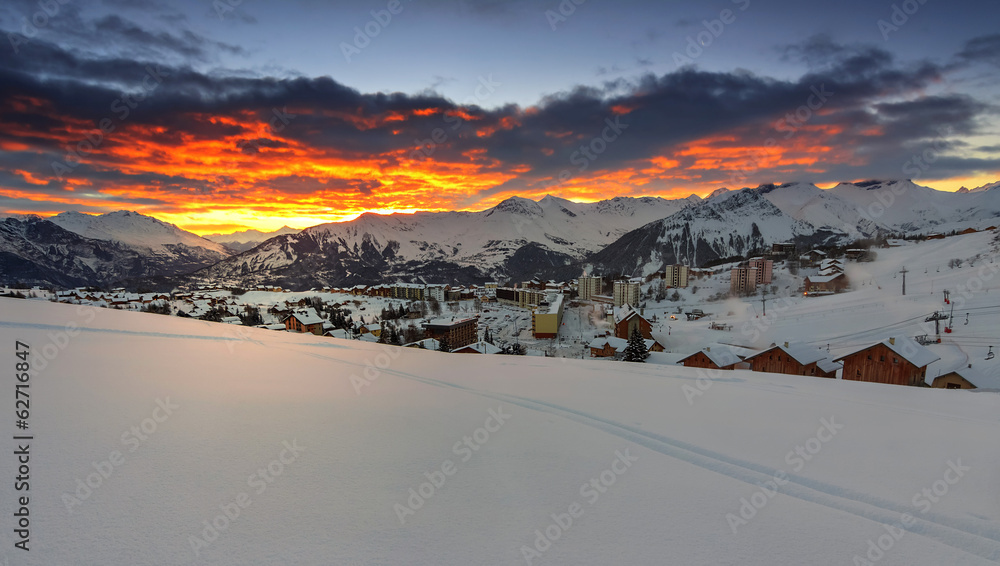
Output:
left=0, top=0, right=998, bottom=234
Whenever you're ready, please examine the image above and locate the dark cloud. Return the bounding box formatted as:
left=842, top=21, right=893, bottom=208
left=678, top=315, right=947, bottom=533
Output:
left=955, top=33, right=1000, bottom=67
left=0, top=28, right=996, bottom=209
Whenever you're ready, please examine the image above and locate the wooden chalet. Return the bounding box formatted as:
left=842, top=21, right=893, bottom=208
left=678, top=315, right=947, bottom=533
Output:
left=834, top=337, right=940, bottom=387
left=744, top=342, right=840, bottom=378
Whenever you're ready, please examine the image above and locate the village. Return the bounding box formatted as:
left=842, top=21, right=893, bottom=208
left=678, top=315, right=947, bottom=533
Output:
left=6, top=227, right=999, bottom=391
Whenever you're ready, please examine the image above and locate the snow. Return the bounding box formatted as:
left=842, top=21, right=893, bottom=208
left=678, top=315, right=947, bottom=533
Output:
left=1, top=298, right=999, bottom=564
left=49, top=210, right=230, bottom=255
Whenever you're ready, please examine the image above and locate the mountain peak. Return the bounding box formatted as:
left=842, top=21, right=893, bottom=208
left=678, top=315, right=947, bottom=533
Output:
left=491, top=196, right=543, bottom=216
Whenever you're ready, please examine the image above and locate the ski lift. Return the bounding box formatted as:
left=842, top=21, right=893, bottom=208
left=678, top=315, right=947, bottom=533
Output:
left=987, top=346, right=995, bottom=361
left=964, top=313, right=969, bottom=326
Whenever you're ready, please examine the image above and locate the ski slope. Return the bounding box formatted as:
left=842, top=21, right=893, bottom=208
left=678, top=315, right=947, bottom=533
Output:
left=0, top=299, right=999, bottom=564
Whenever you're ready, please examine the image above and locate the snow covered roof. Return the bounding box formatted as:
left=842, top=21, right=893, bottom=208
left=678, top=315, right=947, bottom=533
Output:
left=935, top=366, right=1000, bottom=389
left=404, top=338, right=440, bottom=350
left=745, top=342, right=829, bottom=367
left=816, top=358, right=843, bottom=374
left=589, top=337, right=657, bottom=354
left=423, top=317, right=476, bottom=328
left=835, top=337, right=940, bottom=368
left=805, top=273, right=845, bottom=284
left=287, top=308, right=324, bottom=325
left=678, top=347, right=742, bottom=368
left=454, top=341, right=502, bottom=354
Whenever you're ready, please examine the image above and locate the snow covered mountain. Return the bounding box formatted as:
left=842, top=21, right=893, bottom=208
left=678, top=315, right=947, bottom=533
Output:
left=0, top=212, right=232, bottom=287
left=197, top=194, right=702, bottom=287
left=204, top=225, right=302, bottom=253
left=590, top=180, right=1000, bottom=275
left=50, top=210, right=231, bottom=255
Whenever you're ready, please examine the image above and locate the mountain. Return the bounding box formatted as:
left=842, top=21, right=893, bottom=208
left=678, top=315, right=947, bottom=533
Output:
left=50, top=210, right=230, bottom=255
left=204, top=225, right=302, bottom=253
left=587, top=180, right=1000, bottom=276
left=193, top=194, right=702, bottom=287
left=0, top=212, right=232, bottom=287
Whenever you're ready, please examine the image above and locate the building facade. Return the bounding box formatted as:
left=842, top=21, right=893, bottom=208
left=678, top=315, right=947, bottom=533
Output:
left=664, top=265, right=689, bottom=288
left=748, top=258, right=773, bottom=285
left=612, top=279, right=641, bottom=307
left=422, top=317, right=478, bottom=349
left=730, top=267, right=759, bottom=295
left=577, top=276, right=603, bottom=300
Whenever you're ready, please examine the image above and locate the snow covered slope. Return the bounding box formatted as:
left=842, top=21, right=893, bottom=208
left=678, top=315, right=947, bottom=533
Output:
left=50, top=210, right=231, bottom=256
left=199, top=194, right=701, bottom=286
left=1, top=298, right=998, bottom=564
left=593, top=180, right=1000, bottom=273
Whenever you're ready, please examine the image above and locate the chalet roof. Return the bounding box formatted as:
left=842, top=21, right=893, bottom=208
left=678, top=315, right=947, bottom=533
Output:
left=589, top=337, right=658, bottom=354
left=454, top=341, right=503, bottom=354
left=806, top=273, right=846, bottom=284
left=745, top=342, right=828, bottom=367
left=678, top=347, right=742, bottom=368
left=816, top=358, right=844, bottom=374
left=834, top=337, right=940, bottom=369
left=404, top=338, right=440, bottom=349
left=934, top=367, right=1000, bottom=389
left=423, top=317, right=476, bottom=328
left=286, top=308, right=324, bottom=326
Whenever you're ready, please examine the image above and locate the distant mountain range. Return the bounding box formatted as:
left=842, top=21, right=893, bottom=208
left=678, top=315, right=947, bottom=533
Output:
left=2, top=180, right=998, bottom=289
left=204, top=226, right=302, bottom=253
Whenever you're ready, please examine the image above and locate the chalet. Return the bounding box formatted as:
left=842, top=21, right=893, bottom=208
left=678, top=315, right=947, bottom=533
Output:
left=958, top=227, right=978, bottom=235
left=423, top=317, right=478, bottom=348
left=613, top=305, right=653, bottom=340
left=325, top=328, right=352, bottom=340
left=258, top=323, right=287, bottom=331
left=844, top=249, right=867, bottom=260
left=453, top=341, right=503, bottom=354
left=359, top=324, right=382, bottom=337
left=588, top=336, right=663, bottom=358
left=283, top=309, right=325, bottom=335
left=834, top=336, right=940, bottom=387
left=744, top=342, right=840, bottom=378
left=771, top=242, right=796, bottom=257
left=677, top=347, right=743, bottom=370
left=221, top=316, right=242, bottom=325
left=404, top=338, right=441, bottom=350
left=804, top=273, right=848, bottom=295
left=804, top=250, right=827, bottom=264
left=930, top=366, right=1000, bottom=390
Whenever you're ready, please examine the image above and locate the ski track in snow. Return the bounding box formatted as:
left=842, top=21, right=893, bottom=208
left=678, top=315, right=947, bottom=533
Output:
left=5, top=316, right=999, bottom=560
left=287, top=344, right=1000, bottom=563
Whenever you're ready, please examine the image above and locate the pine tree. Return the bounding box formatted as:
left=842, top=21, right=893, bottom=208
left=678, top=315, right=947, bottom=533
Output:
left=622, top=326, right=648, bottom=362
left=437, top=336, right=451, bottom=352
left=390, top=327, right=401, bottom=345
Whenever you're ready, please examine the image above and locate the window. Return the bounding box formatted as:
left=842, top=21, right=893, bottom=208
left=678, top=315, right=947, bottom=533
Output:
left=879, top=355, right=884, bottom=362
left=946, top=383, right=961, bottom=389
left=867, top=354, right=872, bottom=360
left=856, top=369, right=861, bottom=377
left=893, top=358, right=898, bottom=364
